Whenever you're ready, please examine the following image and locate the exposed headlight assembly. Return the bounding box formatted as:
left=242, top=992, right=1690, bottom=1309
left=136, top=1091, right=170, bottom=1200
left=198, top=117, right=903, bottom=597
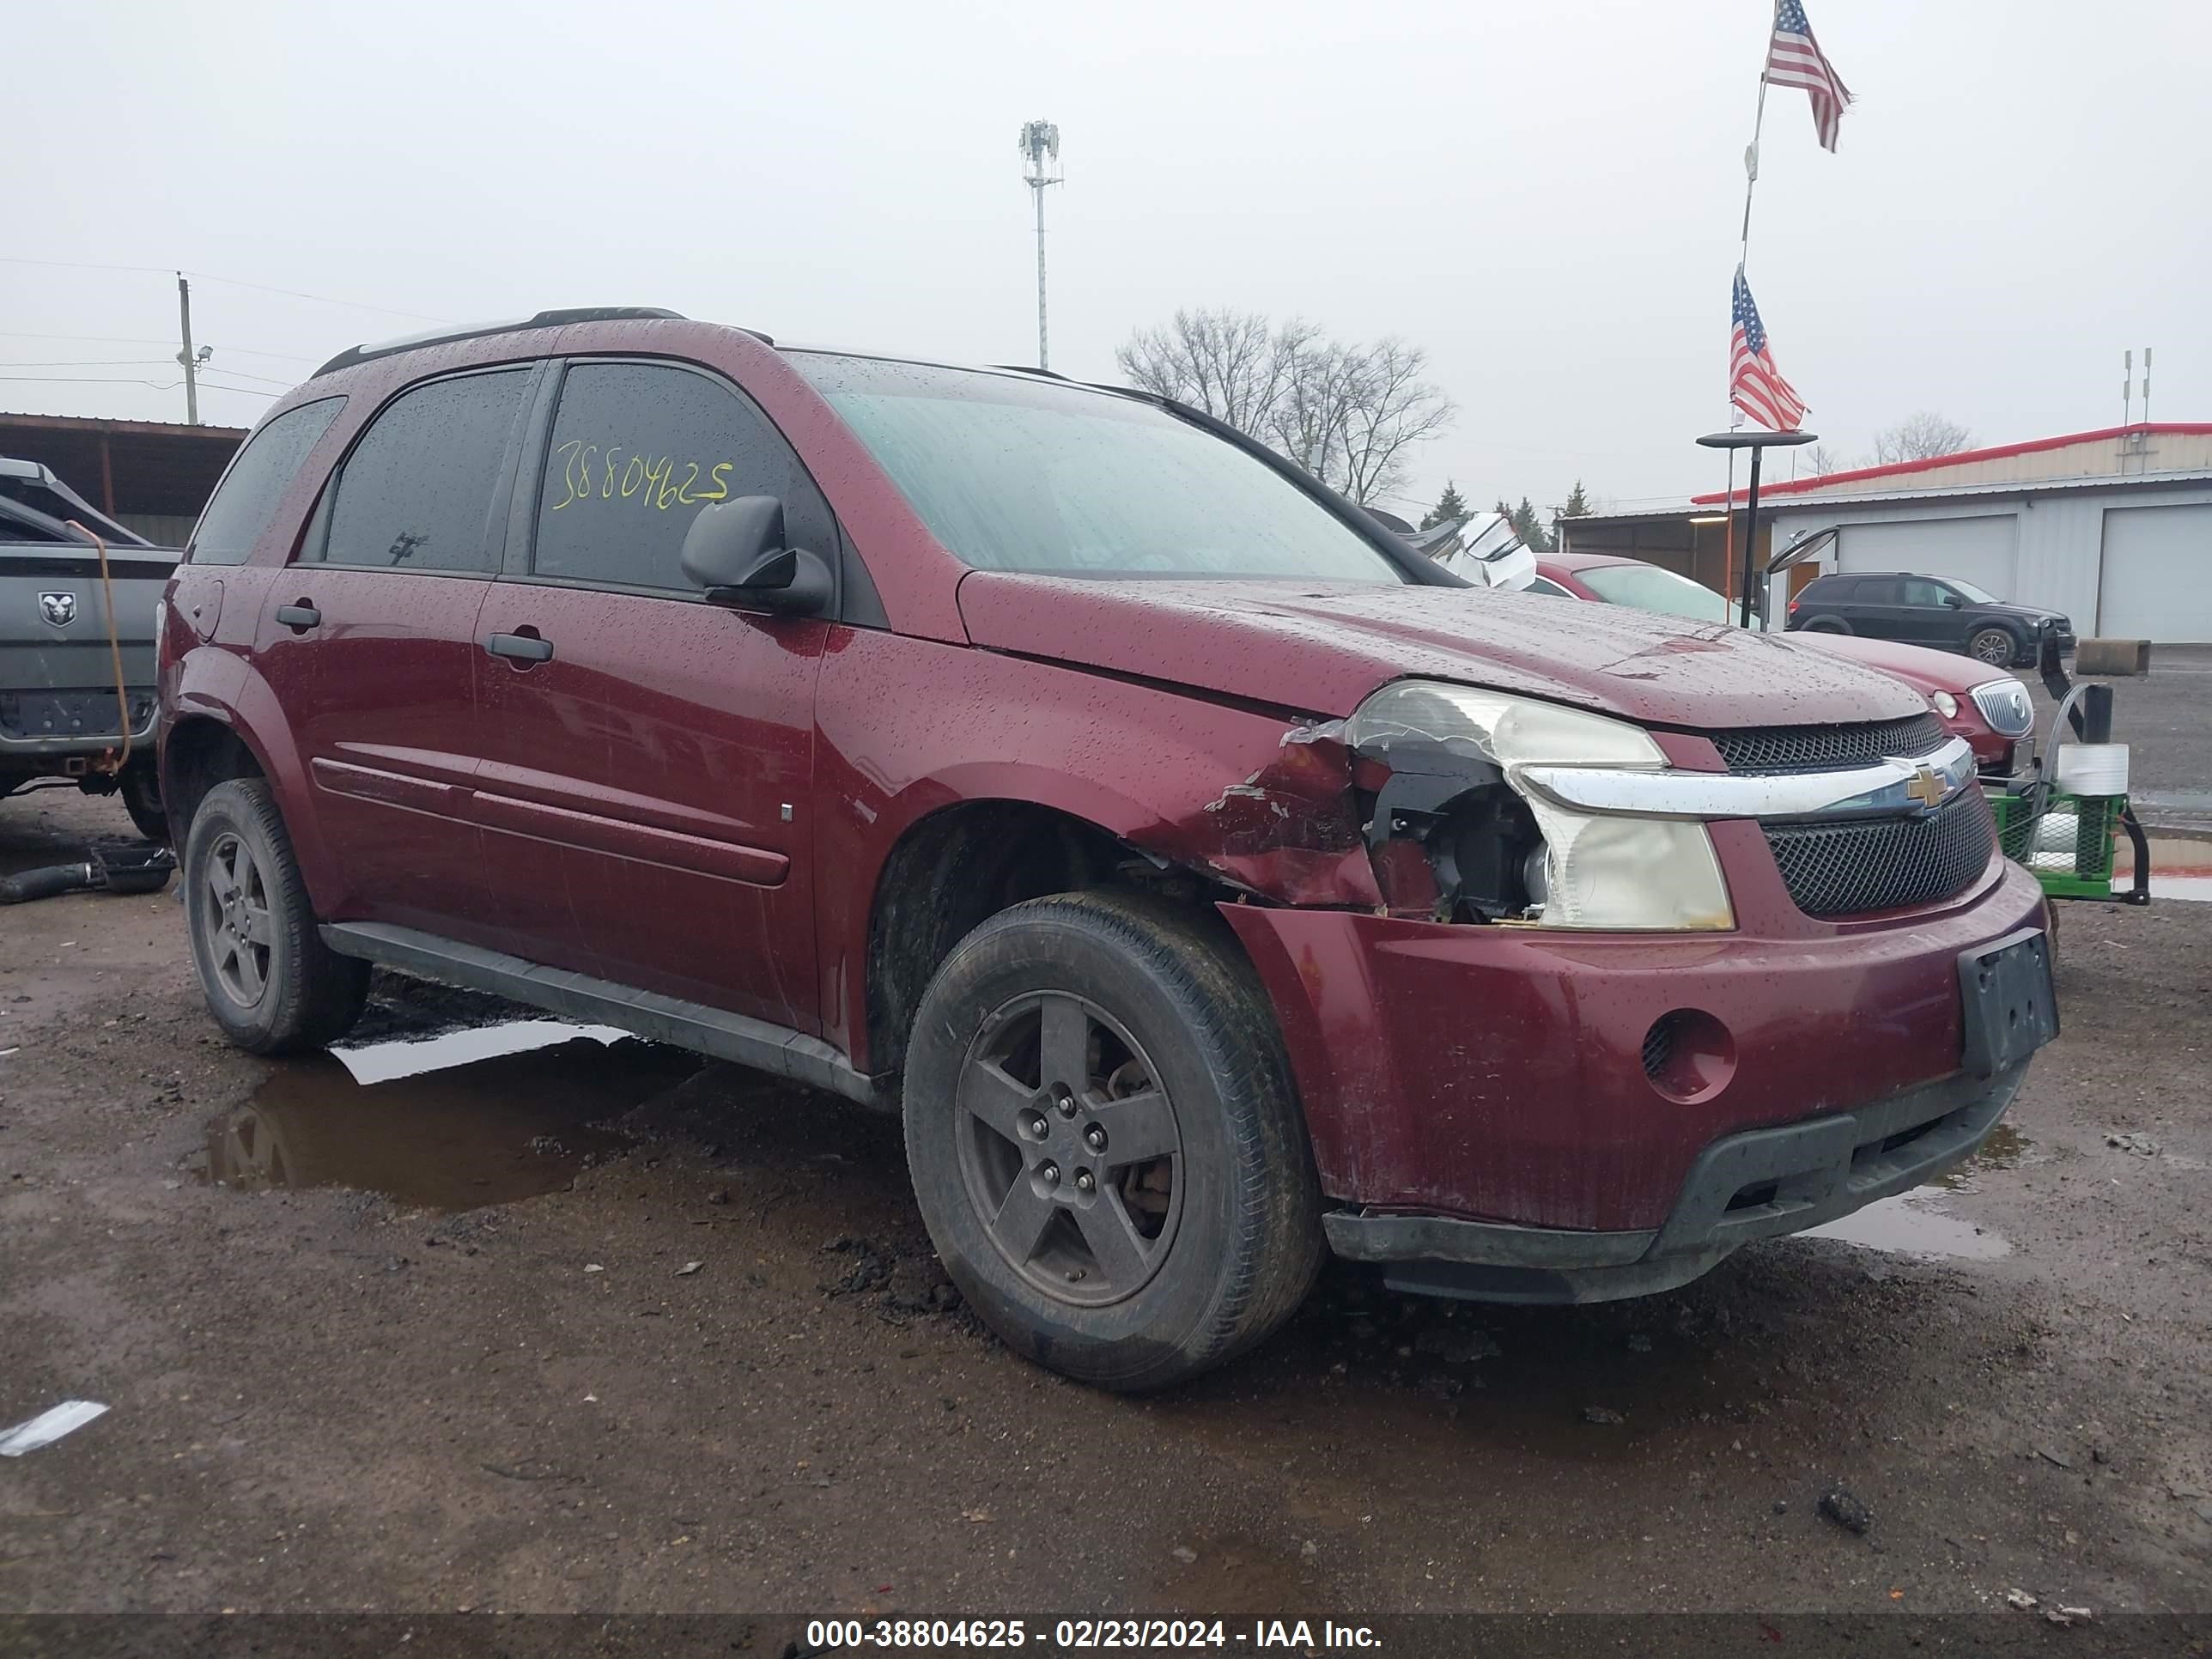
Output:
left=1345, top=681, right=1734, bottom=932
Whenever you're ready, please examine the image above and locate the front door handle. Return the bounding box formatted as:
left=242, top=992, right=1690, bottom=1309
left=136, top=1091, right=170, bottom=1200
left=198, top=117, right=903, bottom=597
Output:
left=484, top=630, right=555, bottom=664
left=275, top=602, right=321, bottom=631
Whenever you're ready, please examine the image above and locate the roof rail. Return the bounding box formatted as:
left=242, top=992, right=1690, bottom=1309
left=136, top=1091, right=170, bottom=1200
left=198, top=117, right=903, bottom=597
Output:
left=313, top=307, right=702, bottom=378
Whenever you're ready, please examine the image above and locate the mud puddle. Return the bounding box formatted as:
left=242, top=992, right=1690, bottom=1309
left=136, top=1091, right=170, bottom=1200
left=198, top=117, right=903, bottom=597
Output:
left=1923, top=1120, right=2031, bottom=1189
left=202, top=1032, right=697, bottom=1211
left=1801, top=1191, right=2010, bottom=1260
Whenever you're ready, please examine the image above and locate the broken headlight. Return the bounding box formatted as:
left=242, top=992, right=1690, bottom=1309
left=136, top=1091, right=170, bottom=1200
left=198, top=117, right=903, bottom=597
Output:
left=1345, top=681, right=1734, bottom=931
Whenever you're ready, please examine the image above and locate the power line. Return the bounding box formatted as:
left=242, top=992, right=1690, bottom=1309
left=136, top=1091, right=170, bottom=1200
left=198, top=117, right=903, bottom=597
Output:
left=0, top=358, right=304, bottom=387
left=0, top=372, right=274, bottom=398
left=0, top=256, right=452, bottom=325
left=0, top=330, right=319, bottom=365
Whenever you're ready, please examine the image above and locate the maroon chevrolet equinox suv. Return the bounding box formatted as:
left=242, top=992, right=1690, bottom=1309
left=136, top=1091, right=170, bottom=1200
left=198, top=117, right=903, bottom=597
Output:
left=158, top=308, right=2056, bottom=1388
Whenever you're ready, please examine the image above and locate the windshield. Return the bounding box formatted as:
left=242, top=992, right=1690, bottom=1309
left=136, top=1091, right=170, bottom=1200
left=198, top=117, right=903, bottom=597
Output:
left=1946, top=578, right=2000, bottom=603
left=1579, top=562, right=1734, bottom=623
left=791, top=354, right=1407, bottom=582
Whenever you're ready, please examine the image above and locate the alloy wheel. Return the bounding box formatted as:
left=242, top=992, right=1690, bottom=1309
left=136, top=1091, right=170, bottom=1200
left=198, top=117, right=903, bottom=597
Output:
left=201, top=832, right=274, bottom=1009
left=955, top=991, right=1185, bottom=1308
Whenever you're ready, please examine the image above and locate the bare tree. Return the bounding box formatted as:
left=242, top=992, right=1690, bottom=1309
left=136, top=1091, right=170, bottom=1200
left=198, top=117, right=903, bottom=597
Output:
left=1115, top=309, right=1306, bottom=437
left=1870, top=413, right=1972, bottom=465
left=1115, top=308, right=1455, bottom=505
left=1804, top=443, right=1842, bottom=477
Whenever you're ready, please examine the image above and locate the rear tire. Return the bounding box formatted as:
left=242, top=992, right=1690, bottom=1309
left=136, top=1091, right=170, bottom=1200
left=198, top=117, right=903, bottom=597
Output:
left=182, top=778, right=368, bottom=1054
left=1969, top=626, right=2019, bottom=666
left=902, top=890, right=1323, bottom=1390
left=119, top=761, right=167, bottom=842
left=1799, top=617, right=1848, bottom=634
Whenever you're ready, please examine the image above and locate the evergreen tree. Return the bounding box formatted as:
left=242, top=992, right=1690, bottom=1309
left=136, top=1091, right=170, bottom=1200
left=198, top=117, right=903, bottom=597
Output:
left=1419, top=480, right=1470, bottom=532
left=1506, top=495, right=1553, bottom=554
left=1561, top=480, right=1592, bottom=520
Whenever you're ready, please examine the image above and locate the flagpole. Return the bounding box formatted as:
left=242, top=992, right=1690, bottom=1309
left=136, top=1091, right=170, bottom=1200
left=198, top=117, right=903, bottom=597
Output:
left=1722, top=4, right=1781, bottom=607
left=1740, top=3, right=1778, bottom=264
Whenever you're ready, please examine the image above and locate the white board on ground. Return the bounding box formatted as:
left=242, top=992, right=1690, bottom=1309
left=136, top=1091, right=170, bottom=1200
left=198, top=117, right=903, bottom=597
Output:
left=330, top=1020, right=632, bottom=1085
left=0, top=1400, right=109, bottom=1456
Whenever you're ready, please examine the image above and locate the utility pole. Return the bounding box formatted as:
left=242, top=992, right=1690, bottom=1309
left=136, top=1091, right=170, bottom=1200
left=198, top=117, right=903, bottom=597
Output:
left=1017, top=121, right=1062, bottom=370
left=175, top=272, right=210, bottom=425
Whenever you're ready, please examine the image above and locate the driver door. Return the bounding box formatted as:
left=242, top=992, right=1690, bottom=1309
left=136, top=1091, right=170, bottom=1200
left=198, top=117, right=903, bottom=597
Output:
left=465, top=359, right=836, bottom=1033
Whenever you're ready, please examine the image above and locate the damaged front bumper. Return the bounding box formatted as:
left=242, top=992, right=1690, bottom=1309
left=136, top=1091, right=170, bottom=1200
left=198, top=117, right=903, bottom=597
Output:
left=1325, top=1062, right=2026, bottom=1304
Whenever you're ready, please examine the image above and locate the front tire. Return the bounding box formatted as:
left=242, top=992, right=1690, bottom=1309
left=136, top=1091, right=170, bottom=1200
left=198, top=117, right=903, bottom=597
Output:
left=182, top=778, right=368, bottom=1054
left=903, top=891, right=1322, bottom=1390
left=1969, top=625, right=2019, bottom=666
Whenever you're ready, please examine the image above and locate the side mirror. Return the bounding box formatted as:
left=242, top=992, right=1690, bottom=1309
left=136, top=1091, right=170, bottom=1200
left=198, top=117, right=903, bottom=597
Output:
left=679, top=495, right=833, bottom=617
left=1941, top=593, right=1964, bottom=608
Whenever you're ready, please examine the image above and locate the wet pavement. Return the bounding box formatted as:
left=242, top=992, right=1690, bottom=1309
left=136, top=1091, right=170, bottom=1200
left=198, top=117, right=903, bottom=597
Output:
left=3, top=788, right=2209, bottom=1625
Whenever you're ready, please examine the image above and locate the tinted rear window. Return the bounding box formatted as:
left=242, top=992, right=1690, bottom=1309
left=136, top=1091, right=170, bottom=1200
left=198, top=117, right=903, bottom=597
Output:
left=314, top=371, right=529, bottom=573
left=188, top=397, right=345, bottom=565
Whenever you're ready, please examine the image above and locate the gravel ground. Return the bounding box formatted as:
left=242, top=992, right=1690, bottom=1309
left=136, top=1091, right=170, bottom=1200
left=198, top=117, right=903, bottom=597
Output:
left=3, top=787, right=2209, bottom=1637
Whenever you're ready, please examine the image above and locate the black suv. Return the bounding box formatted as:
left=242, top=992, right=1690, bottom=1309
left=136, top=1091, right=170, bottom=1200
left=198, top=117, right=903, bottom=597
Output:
left=1786, top=572, right=2074, bottom=667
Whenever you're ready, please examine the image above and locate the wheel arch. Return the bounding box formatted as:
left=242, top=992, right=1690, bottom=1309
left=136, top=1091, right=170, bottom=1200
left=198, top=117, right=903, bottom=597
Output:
left=861, top=792, right=1246, bottom=1084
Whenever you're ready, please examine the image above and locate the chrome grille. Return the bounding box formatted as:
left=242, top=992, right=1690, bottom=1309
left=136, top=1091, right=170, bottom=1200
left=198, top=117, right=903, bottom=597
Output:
left=1970, top=678, right=2035, bottom=738
left=1763, top=788, right=1996, bottom=918
left=1711, top=714, right=1948, bottom=775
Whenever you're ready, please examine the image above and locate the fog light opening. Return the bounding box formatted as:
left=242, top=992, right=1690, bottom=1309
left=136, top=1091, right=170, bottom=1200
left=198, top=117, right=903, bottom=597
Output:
left=1643, top=1009, right=1736, bottom=1103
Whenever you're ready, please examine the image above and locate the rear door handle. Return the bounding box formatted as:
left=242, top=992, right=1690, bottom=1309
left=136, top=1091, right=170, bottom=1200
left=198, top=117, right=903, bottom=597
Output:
left=484, top=631, right=555, bottom=664
left=275, top=603, right=321, bottom=630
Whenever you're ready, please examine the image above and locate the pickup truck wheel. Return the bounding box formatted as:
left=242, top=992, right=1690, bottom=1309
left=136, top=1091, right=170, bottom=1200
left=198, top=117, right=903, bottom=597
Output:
left=1969, top=626, right=2018, bottom=666
left=119, top=761, right=167, bottom=842
left=182, top=778, right=368, bottom=1054
left=903, top=890, right=1322, bottom=1390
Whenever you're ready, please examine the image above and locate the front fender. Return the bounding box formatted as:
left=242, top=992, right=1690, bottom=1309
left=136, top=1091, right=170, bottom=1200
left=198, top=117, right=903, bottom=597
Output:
left=812, top=629, right=1381, bottom=1064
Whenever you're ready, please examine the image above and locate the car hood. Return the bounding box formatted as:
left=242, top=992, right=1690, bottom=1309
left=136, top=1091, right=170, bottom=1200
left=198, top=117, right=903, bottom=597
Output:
left=1983, top=601, right=2065, bottom=624
left=1785, top=629, right=1994, bottom=693
left=955, top=574, right=1928, bottom=729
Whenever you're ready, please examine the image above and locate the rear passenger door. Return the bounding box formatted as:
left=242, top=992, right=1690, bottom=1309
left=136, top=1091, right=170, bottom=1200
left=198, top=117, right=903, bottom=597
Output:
left=467, top=359, right=830, bottom=1033
left=1844, top=577, right=1902, bottom=639
left=258, top=367, right=537, bottom=934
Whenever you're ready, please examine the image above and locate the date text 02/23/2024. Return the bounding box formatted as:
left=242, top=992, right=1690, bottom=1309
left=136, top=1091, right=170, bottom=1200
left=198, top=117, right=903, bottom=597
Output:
left=804, top=1618, right=1383, bottom=1650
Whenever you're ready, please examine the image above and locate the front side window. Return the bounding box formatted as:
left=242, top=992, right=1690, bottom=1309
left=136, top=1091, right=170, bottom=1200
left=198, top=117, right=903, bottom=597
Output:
left=1523, top=575, right=1574, bottom=599
left=315, top=370, right=530, bottom=572
left=791, top=353, right=1406, bottom=583
left=1946, top=578, right=1999, bottom=603
left=1578, top=562, right=1734, bottom=623
left=189, top=397, right=345, bottom=565
left=529, top=362, right=830, bottom=591
left=1901, top=578, right=1952, bottom=608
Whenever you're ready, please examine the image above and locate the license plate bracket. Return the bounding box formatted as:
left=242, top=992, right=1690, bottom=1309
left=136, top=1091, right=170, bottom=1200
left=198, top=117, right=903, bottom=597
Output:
left=1959, top=927, right=2058, bottom=1077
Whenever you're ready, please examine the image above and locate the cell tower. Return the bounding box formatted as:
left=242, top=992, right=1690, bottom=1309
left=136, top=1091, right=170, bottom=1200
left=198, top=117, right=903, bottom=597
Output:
left=1018, top=120, right=1062, bottom=369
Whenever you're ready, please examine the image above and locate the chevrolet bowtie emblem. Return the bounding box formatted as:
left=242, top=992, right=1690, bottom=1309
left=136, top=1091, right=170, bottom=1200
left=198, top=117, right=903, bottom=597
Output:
left=1904, top=764, right=1947, bottom=808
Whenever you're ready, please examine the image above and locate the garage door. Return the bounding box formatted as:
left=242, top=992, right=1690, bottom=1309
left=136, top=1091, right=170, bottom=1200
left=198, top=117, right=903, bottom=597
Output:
left=2100, top=503, right=2212, bottom=641
left=1837, top=515, right=2020, bottom=599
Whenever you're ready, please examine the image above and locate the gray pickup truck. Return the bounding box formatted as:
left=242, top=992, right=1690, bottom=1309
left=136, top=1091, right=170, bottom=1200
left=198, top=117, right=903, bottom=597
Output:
left=2, top=458, right=173, bottom=840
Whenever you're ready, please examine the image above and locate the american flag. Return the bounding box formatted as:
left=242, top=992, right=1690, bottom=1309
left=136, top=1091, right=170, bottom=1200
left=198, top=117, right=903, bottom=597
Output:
left=1730, top=269, right=1808, bottom=431
left=1765, top=0, right=1852, bottom=152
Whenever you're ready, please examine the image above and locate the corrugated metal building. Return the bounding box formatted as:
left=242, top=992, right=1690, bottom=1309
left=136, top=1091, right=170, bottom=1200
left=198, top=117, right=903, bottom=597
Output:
left=1688, top=422, right=2212, bottom=642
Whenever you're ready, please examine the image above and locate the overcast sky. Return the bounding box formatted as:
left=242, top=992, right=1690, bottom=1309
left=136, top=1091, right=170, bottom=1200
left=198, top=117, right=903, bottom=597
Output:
left=9, top=0, right=2209, bottom=517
